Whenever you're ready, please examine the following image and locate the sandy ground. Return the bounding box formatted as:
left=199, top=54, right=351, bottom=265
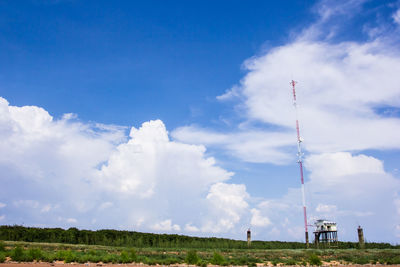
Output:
left=1, top=262, right=400, bottom=267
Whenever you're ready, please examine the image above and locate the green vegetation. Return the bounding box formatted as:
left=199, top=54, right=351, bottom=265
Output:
left=308, top=253, right=322, bottom=266
left=210, top=252, right=226, bottom=265
left=2, top=225, right=398, bottom=250
left=0, top=225, right=400, bottom=265
left=185, top=250, right=200, bottom=264
left=0, top=240, right=399, bottom=265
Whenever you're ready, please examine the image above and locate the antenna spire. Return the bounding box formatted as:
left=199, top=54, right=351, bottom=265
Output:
left=291, top=80, right=309, bottom=248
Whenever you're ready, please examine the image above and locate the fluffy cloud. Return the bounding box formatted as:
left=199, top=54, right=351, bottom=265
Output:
left=202, top=183, right=249, bottom=233
left=250, top=208, right=271, bottom=227
left=96, top=120, right=232, bottom=198
left=151, top=219, right=181, bottom=232
left=0, top=97, right=249, bottom=235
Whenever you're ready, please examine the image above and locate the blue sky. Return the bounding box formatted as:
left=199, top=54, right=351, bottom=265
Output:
left=1, top=0, right=400, bottom=243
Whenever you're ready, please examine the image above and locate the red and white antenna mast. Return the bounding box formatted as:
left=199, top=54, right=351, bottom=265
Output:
left=291, top=80, right=309, bottom=248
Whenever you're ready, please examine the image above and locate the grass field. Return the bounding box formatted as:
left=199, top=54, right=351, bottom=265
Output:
left=1, top=240, right=400, bottom=266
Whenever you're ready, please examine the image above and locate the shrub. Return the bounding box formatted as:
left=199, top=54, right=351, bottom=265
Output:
left=129, top=248, right=137, bottom=262
left=271, top=259, right=279, bottom=266
left=103, top=253, right=118, bottom=264
left=0, top=253, right=5, bottom=263
left=186, top=250, right=200, bottom=265
left=27, top=248, right=43, bottom=261
left=353, top=256, right=370, bottom=264
left=11, top=246, right=25, bottom=262
left=210, top=252, right=226, bottom=265
left=41, top=252, right=55, bottom=262
left=386, top=256, right=400, bottom=265
left=0, top=241, right=5, bottom=252
left=120, top=251, right=131, bottom=263
left=308, top=254, right=322, bottom=266
left=55, top=250, right=76, bottom=263
left=285, top=259, right=297, bottom=265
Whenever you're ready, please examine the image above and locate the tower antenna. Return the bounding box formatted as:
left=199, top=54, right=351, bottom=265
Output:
left=291, top=80, right=309, bottom=248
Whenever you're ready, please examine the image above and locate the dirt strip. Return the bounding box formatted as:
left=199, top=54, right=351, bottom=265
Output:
left=2, top=263, right=400, bottom=267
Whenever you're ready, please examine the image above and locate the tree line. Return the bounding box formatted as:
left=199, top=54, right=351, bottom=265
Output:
left=0, top=225, right=397, bottom=249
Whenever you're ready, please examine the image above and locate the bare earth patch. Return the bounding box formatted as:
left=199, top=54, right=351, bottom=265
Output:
left=2, top=262, right=400, bottom=267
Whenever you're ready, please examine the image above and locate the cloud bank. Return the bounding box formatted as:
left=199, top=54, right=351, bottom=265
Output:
left=0, top=97, right=250, bottom=235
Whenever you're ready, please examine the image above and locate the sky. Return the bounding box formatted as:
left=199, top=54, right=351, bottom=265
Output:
left=0, top=0, right=400, bottom=243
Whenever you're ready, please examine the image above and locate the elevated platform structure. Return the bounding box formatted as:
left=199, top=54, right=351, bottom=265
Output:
left=313, top=219, right=338, bottom=248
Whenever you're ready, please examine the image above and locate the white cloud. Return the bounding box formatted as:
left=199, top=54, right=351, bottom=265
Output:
left=202, top=182, right=249, bottom=233
left=184, top=223, right=200, bottom=232
left=250, top=208, right=271, bottom=227
left=172, top=126, right=294, bottom=164
left=0, top=215, right=5, bottom=221
left=175, top=38, right=400, bottom=164
left=152, top=219, right=181, bottom=232
left=96, top=120, right=232, bottom=198
left=0, top=202, right=6, bottom=208
left=224, top=41, right=400, bottom=154
left=393, top=9, right=400, bottom=25
left=0, top=97, right=250, bottom=235
left=249, top=152, right=400, bottom=241
left=172, top=3, right=400, bottom=166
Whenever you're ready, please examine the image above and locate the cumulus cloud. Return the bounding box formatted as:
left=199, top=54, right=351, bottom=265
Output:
left=96, top=120, right=232, bottom=198
left=0, top=97, right=250, bottom=235
left=250, top=208, right=271, bottom=227
left=0, top=202, right=6, bottom=209
left=200, top=183, right=249, bottom=233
